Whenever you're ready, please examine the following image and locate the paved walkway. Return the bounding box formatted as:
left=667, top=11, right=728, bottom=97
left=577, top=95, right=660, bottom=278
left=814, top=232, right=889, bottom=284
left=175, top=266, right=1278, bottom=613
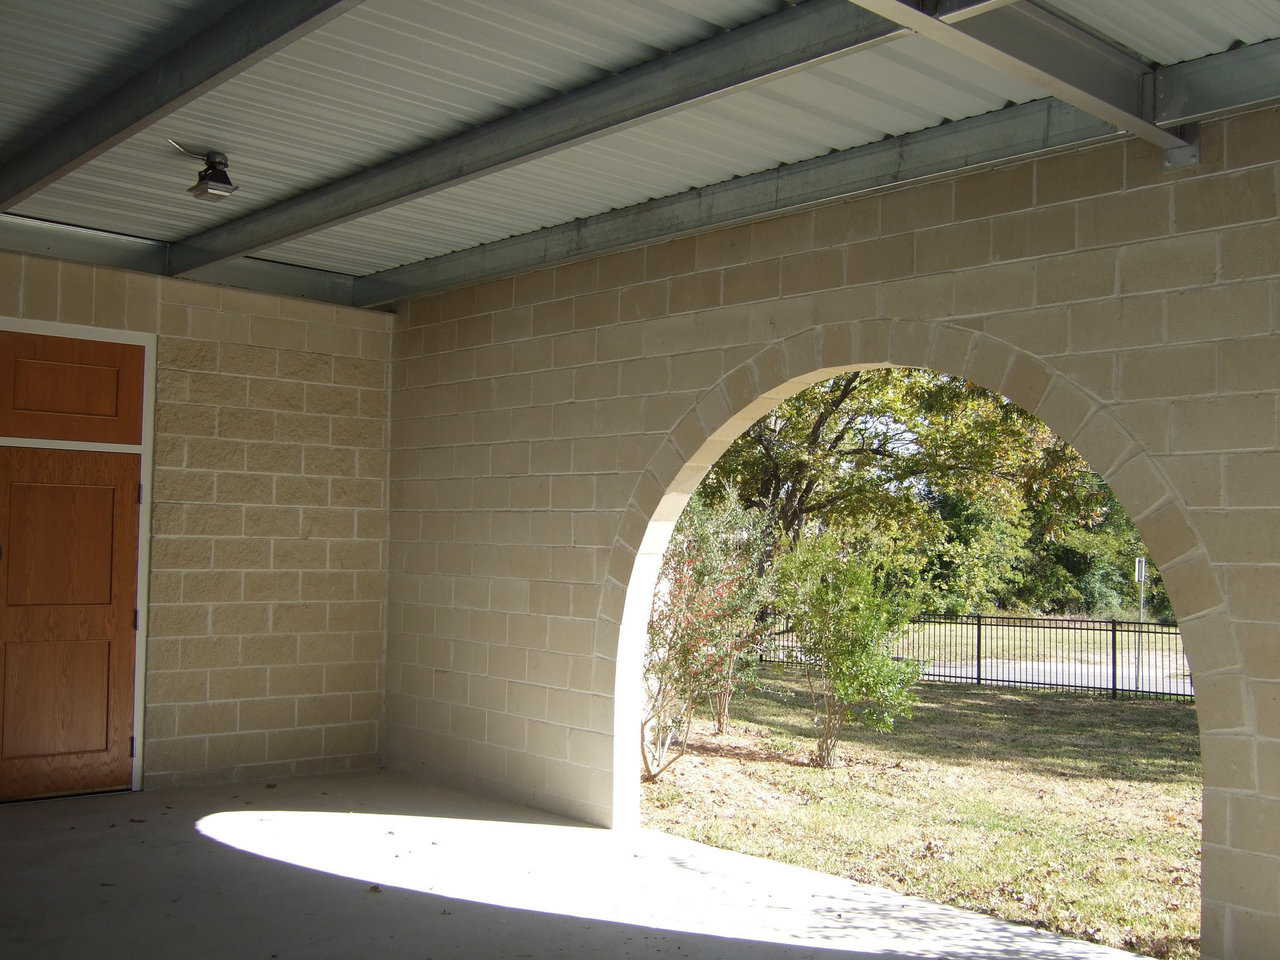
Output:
left=0, top=773, right=1144, bottom=959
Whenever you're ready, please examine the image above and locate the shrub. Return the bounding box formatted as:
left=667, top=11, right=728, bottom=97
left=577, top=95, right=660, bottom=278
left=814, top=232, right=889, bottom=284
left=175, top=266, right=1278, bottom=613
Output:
left=773, top=529, right=921, bottom=767
left=642, top=491, right=770, bottom=779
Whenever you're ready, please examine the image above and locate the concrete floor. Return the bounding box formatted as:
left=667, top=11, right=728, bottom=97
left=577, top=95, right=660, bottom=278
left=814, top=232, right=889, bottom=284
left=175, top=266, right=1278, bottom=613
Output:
left=0, top=772, right=1142, bottom=960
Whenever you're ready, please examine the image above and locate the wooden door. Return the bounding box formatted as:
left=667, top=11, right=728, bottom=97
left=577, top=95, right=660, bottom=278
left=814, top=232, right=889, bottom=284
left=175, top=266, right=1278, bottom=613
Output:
left=0, top=447, right=140, bottom=800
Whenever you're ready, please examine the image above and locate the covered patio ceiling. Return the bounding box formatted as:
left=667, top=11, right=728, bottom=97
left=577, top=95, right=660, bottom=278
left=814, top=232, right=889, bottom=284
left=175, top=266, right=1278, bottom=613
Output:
left=1, top=0, right=1278, bottom=307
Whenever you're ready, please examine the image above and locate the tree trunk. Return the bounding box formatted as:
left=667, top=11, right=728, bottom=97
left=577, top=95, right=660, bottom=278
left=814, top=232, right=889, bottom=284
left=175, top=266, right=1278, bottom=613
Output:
left=813, top=691, right=841, bottom=767
left=640, top=694, right=696, bottom=781
left=712, top=658, right=736, bottom=734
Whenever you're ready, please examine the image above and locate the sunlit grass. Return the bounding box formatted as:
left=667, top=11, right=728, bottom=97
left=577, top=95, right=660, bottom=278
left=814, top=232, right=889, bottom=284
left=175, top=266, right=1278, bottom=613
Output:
left=642, top=670, right=1200, bottom=959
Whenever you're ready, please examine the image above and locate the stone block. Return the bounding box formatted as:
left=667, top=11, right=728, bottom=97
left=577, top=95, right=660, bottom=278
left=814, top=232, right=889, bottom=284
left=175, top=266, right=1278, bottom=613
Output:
left=1119, top=234, right=1219, bottom=294
left=1171, top=395, right=1275, bottom=452
left=1118, top=343, right=1216, bottom=399
left=845, top=234, right=914, bottom=285
left=1035, top=144, right=1124, bottom=204
left=992, top=206, right=1076, bottom=262
left=723, top=260, right=780, bottom=305
left=956, top=163, right=1033, bottom=220
left=882, top=180, right=953, bottom=234
left=1076, top=186, right=1170, bottom=246
left=915, top=219, right=992, bottom=274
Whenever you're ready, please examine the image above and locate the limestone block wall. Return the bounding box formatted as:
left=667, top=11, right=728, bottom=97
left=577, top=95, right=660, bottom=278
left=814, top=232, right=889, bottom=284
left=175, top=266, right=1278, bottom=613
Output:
left=0, top=254, right=391, bottom=787
left=389, top=106, right=1280, bottom=958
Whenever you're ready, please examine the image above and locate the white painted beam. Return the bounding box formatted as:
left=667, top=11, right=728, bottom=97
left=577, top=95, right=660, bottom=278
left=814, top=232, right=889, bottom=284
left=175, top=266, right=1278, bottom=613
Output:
left=847, top=0, right=1187, bottom=150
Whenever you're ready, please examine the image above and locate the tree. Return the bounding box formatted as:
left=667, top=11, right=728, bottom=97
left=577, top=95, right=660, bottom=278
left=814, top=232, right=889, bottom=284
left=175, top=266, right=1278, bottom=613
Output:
left=702, top=368, right=1167, bottom=620
left=925, top=491, right=1030, bottom=615
left=1011, top=479, right=1172, bottom=620
left=642, top=490, right=770, bottom=780
left=773, top=527, right=922, bottom=767
left=703, top=369, right=1057, bottom=546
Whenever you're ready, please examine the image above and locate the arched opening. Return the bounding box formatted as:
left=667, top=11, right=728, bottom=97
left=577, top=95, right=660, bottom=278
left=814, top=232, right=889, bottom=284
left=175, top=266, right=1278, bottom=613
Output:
left=605, top=319, right=1217, bottom=955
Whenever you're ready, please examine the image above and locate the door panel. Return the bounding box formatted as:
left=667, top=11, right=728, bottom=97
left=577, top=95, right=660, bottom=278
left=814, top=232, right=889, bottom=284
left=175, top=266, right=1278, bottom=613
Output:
left=0, top=448, right=139, bottom=800
left=14, top=359, right=119, bottom=418
left=0, top=332, right=143, bottom=444
left=7, top=482, right=115, bottom=606
left=3, top=641, right=110, bottom=758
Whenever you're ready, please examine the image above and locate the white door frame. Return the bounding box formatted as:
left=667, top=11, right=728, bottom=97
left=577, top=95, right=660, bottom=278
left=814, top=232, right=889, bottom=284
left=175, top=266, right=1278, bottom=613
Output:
left=0, top=315, right=157, bottom=791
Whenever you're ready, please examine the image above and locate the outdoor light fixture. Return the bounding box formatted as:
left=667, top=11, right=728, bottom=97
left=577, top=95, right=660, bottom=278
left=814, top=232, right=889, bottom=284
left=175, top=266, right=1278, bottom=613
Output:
left=167, top=138, right=238, bottom=200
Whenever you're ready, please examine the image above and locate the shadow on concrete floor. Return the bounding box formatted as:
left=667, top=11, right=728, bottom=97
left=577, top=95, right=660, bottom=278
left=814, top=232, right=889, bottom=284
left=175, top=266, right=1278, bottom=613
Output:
left=0, top=772, right=1140, bottom=960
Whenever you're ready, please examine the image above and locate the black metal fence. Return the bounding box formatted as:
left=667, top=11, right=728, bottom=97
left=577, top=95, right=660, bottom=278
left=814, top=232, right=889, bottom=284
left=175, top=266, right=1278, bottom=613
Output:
left=762, top=613, right=1193, bottom=699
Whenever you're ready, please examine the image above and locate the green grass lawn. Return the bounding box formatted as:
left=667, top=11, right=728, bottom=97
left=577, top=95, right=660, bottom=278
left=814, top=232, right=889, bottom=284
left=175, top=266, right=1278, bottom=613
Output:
left=641, top=670, right=1201, bottom=959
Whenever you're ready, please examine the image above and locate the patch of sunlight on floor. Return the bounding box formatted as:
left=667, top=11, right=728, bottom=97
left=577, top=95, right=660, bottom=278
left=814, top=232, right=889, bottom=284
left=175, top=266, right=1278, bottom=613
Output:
left=197, top=810, right=1138, bottom=959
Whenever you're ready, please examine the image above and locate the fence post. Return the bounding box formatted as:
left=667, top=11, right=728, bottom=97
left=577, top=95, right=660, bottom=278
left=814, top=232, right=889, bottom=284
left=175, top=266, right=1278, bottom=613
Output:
left=1135, top=621, right=1142, bottom=693
left=975, top=613, right=982, bottom=686
left=1110, top=619, right=1118, bottom=700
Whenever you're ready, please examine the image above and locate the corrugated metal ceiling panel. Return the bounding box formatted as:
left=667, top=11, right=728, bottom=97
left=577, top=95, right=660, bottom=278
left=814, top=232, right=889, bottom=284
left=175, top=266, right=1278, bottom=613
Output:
left=0, top=0, right=229, bottom=148
left=259, top=33, right=1047, bottom=275
left=1043, top=0, right=1280, bottom=66
left=12, top=0, right=785, bottom=242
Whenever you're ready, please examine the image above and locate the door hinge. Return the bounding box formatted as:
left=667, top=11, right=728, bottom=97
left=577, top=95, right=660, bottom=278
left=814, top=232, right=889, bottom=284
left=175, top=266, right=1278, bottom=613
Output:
left=132, top=609, right=139, bottom=630
left=137, top=484, right=142, bottom=504
left=129, top=736, right=135, bottom=758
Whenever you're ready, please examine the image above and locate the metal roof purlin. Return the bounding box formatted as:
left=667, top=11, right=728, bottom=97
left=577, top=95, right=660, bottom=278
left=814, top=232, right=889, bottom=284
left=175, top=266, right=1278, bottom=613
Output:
left=348, top=35, right=1280, bottom=306
left=164, top=0, right=1010, bottom=278
left=351, top=98, right=1112, bottom=305
left=0, top=0, right=365, bottom=212
left=847, top=0, right=1188, bottom=153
